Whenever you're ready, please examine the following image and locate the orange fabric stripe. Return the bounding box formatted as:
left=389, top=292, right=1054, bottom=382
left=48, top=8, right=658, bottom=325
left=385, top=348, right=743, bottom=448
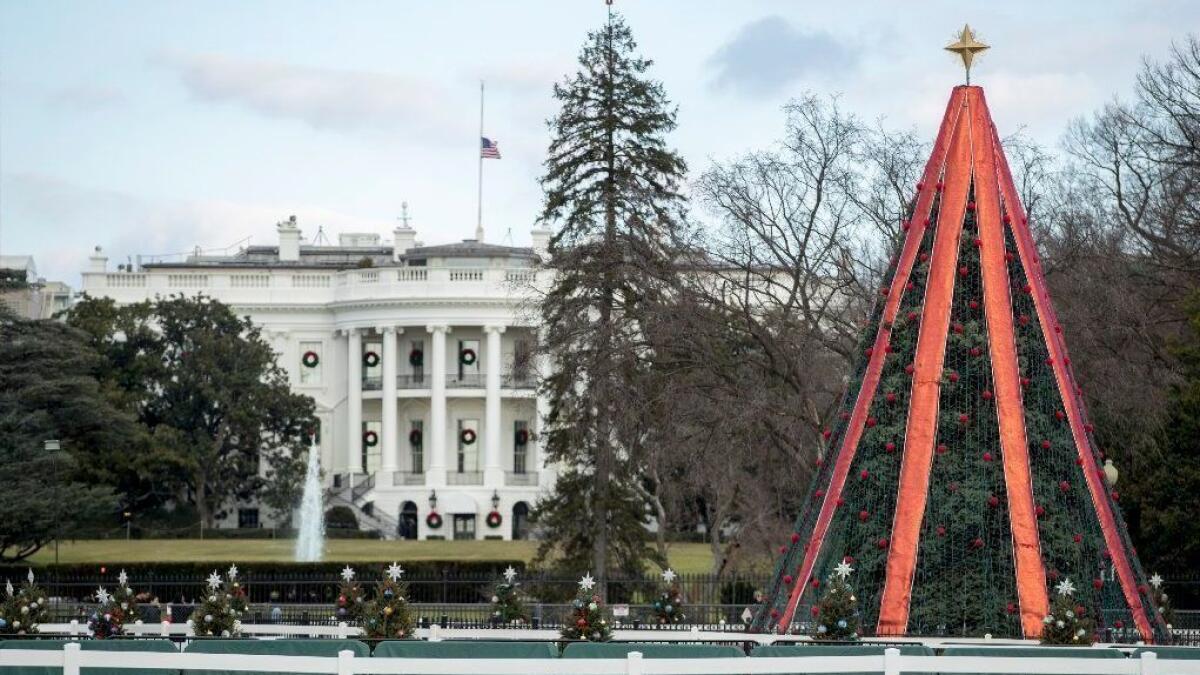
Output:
left=986, top=117, right=1156, bottom=641
left=876, top=93, right=974, bottom=636
left=968, top=88, right=1049, bottom=638
left=776, top=88, right=968, bottom=632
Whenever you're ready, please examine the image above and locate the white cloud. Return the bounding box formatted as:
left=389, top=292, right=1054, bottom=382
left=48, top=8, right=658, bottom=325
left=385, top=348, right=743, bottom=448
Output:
left=707, top=16, right=858, bottom=96
left=157, top=52, right=456, bottom=137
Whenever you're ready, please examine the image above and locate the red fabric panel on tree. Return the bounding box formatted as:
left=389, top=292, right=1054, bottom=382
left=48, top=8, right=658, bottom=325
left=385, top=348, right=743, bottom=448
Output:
left=988, top=121, right=1156, bottom=642
left=777, top=88, right=969, bottom=632
left=876, top=88, right=974, bottom=636
left=970, top=87, right=1049, bottom=638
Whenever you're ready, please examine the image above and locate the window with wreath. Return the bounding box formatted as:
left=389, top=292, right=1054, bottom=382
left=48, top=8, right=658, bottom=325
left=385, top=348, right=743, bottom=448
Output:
left=409, top=420, right=424, bottom=473
left=458, top=339, right=480, bottom=381
left=408, top=339, right=425, bottom=385
left=299, top=341, right=322, bottom=385
left=363, top=339, right=382, bottom=388
left=361, top=420, right=382, bottom=473
left=457, top=418, right=479, bottom=473
left=513, top=420, right=529, bottom=474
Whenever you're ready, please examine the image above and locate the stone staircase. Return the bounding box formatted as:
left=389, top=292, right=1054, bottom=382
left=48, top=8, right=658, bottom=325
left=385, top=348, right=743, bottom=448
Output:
left=326, top=474, right=401, bottom=540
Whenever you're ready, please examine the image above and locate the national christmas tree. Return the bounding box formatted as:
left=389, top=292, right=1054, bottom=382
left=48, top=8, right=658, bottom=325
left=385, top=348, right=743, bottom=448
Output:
left=89, top=569, right=144, bottom=638
left=490, top=565, right=529, bottom=624
left=811, top=562, right=861, bottom=641
left=0, top=571, right=48, bottom=635
left=335, top=565, right=368, bottom=625
left=561, top=574, right=612, bottom=641
left=753, top=28, right=1168, bottom=642
left=363, top=562, right=415, bottom=639
left=648, top=568, right=685, bottom=625
left=190, top=566, right=244, bottom=637
left=1040, top=578, right=1095, bottom=645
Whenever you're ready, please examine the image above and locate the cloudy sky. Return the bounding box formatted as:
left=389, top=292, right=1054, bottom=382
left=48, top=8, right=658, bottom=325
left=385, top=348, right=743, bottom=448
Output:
left=2, top=1, right=1198, bottom=284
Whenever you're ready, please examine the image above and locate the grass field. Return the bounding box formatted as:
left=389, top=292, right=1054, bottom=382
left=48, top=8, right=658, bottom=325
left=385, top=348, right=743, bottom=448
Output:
left=27, top=540, right=723, bottom=574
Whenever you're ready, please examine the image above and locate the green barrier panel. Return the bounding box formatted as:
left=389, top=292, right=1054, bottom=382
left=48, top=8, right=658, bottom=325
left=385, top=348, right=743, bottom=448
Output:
left=0, top=639, right=178, bottom=675
left=1133, top=646, right=1200, bottom=660
left=750, top=644, right=934, bottom=675
left=182, top=639, right=369, bottom=675
left=940, top=645, right=1124, bottom=675
left=374, top=640, right=558, bottom=659
left=562, top=642, right=744, bottom=659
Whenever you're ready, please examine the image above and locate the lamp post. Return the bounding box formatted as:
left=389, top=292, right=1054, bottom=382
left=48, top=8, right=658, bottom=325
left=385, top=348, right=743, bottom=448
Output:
left=428, top=490, right=438, bottom=511
left=491, top=490, right=500, bottom=510
left=43, top=440, right=61, bottom=567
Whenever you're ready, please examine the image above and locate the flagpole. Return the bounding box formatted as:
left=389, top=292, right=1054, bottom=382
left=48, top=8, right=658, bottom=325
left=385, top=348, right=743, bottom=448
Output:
left=476, top=80, right=485, bottom=242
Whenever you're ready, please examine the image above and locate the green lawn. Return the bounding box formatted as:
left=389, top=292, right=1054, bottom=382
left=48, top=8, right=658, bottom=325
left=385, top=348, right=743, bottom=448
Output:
left=27, top=539, right=722, bottom=574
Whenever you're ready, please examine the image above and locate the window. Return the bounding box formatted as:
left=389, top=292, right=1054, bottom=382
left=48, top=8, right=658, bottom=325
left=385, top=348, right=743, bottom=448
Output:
left=399, top=502, right=418, bottom=541
left=453, top=514, right=476, bottom=541
left=363, top=340, right=382, bottom=389
left=409, top=420, right=424, bottom=472
left=457, top=419, right=479, bottom=473
left=362, top=421, right=382, bottom=473
left=513, top=338, right=533, bottom=380
left=409, top=339, right=424, bottom=385
left=299, top=341, right=322, bottom=385
left=513, top=420, right=529, bottom=474
left=512, top=502, right=530, bottom=541
left=458, top=339, right=480, bottom=380
left=238, top=508, right=260, bottom=529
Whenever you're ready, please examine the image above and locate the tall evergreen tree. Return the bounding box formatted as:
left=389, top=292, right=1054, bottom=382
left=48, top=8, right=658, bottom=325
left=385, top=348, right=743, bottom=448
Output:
left=533, top=10, right=687, bottom=586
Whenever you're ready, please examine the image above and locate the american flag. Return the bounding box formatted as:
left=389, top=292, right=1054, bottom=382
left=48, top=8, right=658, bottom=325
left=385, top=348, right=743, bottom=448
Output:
left=480, top=137, right=501, bottom=159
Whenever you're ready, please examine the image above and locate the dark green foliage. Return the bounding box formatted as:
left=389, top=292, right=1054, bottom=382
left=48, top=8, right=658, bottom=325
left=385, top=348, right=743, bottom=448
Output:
left=1149, top=576, right=1175, bottom=628
left=648, top=581, right=685, bottom=625
left=1040, top=586, right=1095, bottom=645
left=66, top=295, right=317, bottom=527
left=561, top=586, right=613, bottom=642
left=0, top=305, right=124, bottom=561
left=490, top=578, right=530, bottom=624
left=0, top=268, right=28, bottom=290
left=811, top=572, right=860, bottom=640
left=364, top=576, right=415, bottom=639
left=325, top=506, right=360, bottom=532
left=335, top=571, right=368, bottom=626
left=534, top=10, right=686, bottom=585
left=0, top=574, right=49, bottom=634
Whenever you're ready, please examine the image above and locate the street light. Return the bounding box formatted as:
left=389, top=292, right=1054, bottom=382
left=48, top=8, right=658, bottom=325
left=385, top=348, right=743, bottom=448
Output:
left=43, top=440, right=61, bottom=567
left=491, top=490, right=501, bottom=510
left=428, top=490, right=438, bottom=511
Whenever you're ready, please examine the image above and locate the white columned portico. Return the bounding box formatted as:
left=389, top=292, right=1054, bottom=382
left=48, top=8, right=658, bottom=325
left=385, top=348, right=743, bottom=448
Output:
left=380, top=326, right=401, bottom=475
left=484, top=324, right=506, bottom=486
left=427, top=324, right=450, bottom=486
left=346, top=328, right=363, bottom=475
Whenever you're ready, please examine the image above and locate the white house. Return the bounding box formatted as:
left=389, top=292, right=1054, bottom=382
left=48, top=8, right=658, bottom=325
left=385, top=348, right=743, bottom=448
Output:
left=79, top=216, right=557, bottom=541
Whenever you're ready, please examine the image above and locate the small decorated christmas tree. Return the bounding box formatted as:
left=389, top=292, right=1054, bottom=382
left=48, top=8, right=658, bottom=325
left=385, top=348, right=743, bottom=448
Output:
left=648, top=568, right=686, bottom=625
left=561, top=573, right=612, bottom=642
left=810, top=561, right=861, bottom=641
left=1149, top=573, right=1176, bottom=631
left=89, top=569, right=144, bottom=638
left=190, top=566, right=243, bottom=637
left=1040, top=578, right=1095, bottom=645
left=364, top=562, right=415, bottom=639
left=335, top=565, right=368, bottom=625
left=0, top=570, right=49, bottom=635
left=226, top=565, right=248, bottom=615
left=490, top=565, right=529, bottom=624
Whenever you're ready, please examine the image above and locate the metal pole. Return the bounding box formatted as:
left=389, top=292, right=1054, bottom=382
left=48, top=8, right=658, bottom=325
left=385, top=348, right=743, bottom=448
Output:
left=476, top=80, right=484, bottom=242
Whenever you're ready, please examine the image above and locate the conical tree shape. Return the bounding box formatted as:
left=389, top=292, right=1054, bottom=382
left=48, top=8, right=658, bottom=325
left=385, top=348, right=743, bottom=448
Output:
left=753, top=86, right=1168, bottom=643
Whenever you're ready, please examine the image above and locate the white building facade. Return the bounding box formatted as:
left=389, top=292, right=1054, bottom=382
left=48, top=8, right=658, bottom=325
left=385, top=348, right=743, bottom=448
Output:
left=80, top=217, right=556, bottom=541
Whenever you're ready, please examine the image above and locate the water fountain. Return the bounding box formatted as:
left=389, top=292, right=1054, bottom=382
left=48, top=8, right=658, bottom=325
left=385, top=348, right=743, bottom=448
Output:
left=294, top=439, right=325, bottom=562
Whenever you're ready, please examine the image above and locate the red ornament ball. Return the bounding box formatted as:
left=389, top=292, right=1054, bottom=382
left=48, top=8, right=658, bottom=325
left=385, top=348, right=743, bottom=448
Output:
left=1085, top=423, right=1095, bottom=433
left=822, top=429, right=832, bottom=440
left=959, top=413, right=970, bottom=424
left=865, top=417, right=877, bottom=428
left=1018, top=315, right=1030, bottom=326
left=1093, top=579, right=1104, bottom=590
left=865, top=347, right=874, bottom=357
left=919, top=252, right=929, bottom=262
left=953, top=322, right=964, bottom=334
left=858, top=510, right=869, bottom=522
left=840, top=411, right=851, bottom=421
left=770, top=608, right=780, bottom=619
left=1006, top=603, right=1016, bottom=615
left=1035, top=505, right=1046, bottom=517
left=987, top=495, right=999, bottom=508
left=783, top=575, right=794, bottom=585
left=885, top=442, right=896, bottom=452
left=1072, top=533, right=1082, bottom=543
left=1041, top=439, right=1051, bottom=450
left=967, top=201, right=976, bottom=212
left=948, top=371, right=960, bottom=383
left=1059, top=480, right=1070, bottom=492
left=791, top=533, right=801, bottom=544
left=1020, top=377, right=1031, bottom=388
left=905, top=281, right=914, bottom=292
left=836, top=497, right=845, bottom=506
left=973, top=238, right=983, bottom=248
left=907, top=311, right=919, bottom=322
left=886, top=392, right=897, bottom=403
left=1115, top=620, right=1125, bottom=629
left=936, top=525, right=946, bottom=536
left=779, top=545, right=788, bottom=554
left=972, top=537, right=985, bottom=549
left=811, top=578, right=820, bottom=589
left=936, top=443, right=948, bottom=455
left=970, top=347, right=982, bottom=357
left=877, top=538, right=889, bottom=549
left=916, top=181, right=924, bottom=192
left=969, top=300, right=980, bottom=310
left=982, top=390, right=994, bottom=401
left=936, top=181, right=944, bottom=191
left=860, top=469, right=870, bottom=480
left=577, top=618, right=588, bottom=628
left=905, top=364, right=916, bottom=375
left=815, top=489, right=825, bottom=498
left=1055, top=410, right=1066, bottom=421
left=959, top=265, right=969, bottom=278
left=983, top=452, right=994, bottom=462
left=811, top=606, right=820, bottom=617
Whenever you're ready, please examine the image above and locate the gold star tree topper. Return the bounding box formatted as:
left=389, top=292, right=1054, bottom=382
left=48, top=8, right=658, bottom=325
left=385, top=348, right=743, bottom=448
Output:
left=945, top=24, right=990, bottom=84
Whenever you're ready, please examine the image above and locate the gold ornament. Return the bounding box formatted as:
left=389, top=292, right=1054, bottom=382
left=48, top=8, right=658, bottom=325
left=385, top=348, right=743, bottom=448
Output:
left=945, top=24, right=990, bottom=84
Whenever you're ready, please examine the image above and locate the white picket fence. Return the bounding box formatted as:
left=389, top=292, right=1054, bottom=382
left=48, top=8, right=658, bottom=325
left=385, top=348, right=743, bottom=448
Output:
left=3, top=644, right=1200, bottom=674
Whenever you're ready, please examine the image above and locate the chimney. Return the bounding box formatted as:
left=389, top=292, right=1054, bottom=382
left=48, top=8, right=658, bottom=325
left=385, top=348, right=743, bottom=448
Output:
left=393, top=201, right=416, bottom=261
left=278, top=215, right=301, bottom=262
left=88, top=246, right=108, bottom=273
left=530, top=227, right=552, bottom=260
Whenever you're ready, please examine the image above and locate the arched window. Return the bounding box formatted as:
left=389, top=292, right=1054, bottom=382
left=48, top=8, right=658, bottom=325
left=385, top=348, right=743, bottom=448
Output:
left=399, top=501, right=418, bottom=540
left=512, top=501, right=530, bottom=541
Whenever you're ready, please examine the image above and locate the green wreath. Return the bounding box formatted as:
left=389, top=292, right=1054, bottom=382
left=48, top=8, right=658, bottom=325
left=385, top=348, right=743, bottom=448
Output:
left=425, top=512, right=443, bottom=529
left=459, top=348, right=477, bottom=366
left=460, top=428, right=477, bottom=445
left=302, top=351, right=320, bottom=368
left=409, top=429, right=422, bottom=446
left=363, top=430, right=379, bottom=447
left=362, top=351, right=380, bottom=368
left=486, top=510, right=503, bottom=528
left=409, top=349, right=424, bottom=367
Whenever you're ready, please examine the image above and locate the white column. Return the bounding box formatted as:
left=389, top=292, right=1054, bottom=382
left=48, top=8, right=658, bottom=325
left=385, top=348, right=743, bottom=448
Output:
left=381, top=326, right=400, bottom=475
left=346, top=328, right=363, bottom=475
left=427, top=325, right=450, bottom=486
left=484, top=324, right=506, bottom=486
left=535, top=335, right=553, bottom=485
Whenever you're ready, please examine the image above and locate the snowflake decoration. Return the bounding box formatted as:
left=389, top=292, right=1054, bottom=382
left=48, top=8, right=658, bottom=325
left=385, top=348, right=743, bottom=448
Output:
left=5, top=580, right=12, bottom=597
left=503, top=566, right=518, bottom=584
left=95, top=586, right=111, bottom=605
left=227, top=564, right=239, bottom=581
left=206, top=571, right=223, bottom=590
left=1056, top=578, right=1076, bottom=597
left=579, top=573, right=596, bottom=591
left=1150, top=573, right=1164, bottom=589
left=341, top=566, right=356, bottom=583
left=26, top=569, right=34, bottom=584
left=662, top=568, right=677, bottom=584
left=118, top=570, right=129, bottom=587
left=386, top=562, right=405, bottom=581
left=834, top=561, right=855, bottom=580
